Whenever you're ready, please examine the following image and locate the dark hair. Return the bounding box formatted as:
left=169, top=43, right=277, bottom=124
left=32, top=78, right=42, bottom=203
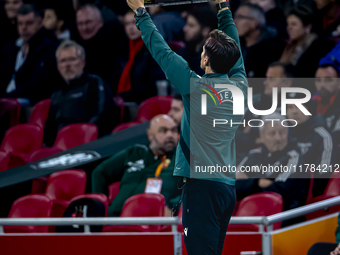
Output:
left=268, top=61, right=296, bottom=78
left=238, top=3, right=266, bottom=27
left=319, top=64, right=340, bottom=77
left=203, top=30, right=240, bottom=74
left=173, top=94, right=182, bottom=101
left=287, top=5, right=314, bottom=26
left=188, top=7, right=217, bottom=29
left=17, top=4, right=42, bottom=18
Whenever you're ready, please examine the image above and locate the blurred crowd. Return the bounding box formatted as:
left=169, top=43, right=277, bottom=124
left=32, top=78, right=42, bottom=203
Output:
left=1, top=0, right=340, bottom=218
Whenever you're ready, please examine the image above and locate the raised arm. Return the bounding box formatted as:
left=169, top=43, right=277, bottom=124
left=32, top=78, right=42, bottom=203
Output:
left=127, top=0, right=198, bottom=95
left=216, top=3, right=247, bottom=80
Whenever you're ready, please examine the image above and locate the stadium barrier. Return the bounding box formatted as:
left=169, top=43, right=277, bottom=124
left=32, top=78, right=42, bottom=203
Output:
left=0, top=196, right=339, bottom=255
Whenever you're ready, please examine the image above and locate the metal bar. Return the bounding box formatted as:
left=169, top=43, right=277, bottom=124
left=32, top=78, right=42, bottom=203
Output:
left=265, top=196, right=340, bottom=225
left=229, top=216, right=265, bottom=225
left=0, top=217, right=180, bottom=226
left=0, top=225, right=3, bottom=234
left=262, top=224, right=273, bottom=255
left=0, top=216, right=266, bottom=226
left=145, top=0, right=212, bottom=7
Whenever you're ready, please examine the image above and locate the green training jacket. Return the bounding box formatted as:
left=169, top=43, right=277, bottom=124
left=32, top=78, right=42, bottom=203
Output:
left=92, top=144, right=181, bottom=216
left=136, top=9, right=248, bottom=186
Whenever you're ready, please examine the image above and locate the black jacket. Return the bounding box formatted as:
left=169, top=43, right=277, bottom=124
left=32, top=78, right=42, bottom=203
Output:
left=0, top=28, right=59, bottom=104
left=71, top=23, right=125, bottom=83
left=43, top=73, right=119, bottom=146
left=292, top=37, right=335, bottom=78
left=289, top=114, right=337, bottom=197
left=110, top=45, right=165, bottom=103
left=236, top=144, right=309, bottom=211
left=266, top=7, right=288, bottom=39
left=240, top=27, right=286, bottom=80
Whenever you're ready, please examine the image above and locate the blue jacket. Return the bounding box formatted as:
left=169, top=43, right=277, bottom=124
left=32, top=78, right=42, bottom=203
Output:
left=136, top=9, right=248, bottom=186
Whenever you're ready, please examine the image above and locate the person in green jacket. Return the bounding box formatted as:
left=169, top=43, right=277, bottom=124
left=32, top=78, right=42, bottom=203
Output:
left=92, top=114, right=181, bottom=216
left=308, top=211, right=340, bottom=255
left=126, top=0, right=248, bottom=253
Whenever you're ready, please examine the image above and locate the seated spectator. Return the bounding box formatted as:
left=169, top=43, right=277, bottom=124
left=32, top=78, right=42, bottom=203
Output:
left=314, top=0, right=340, bottom=38
left=313, top=64, right=340, bottom=143
left=168, top=94, right=184, bottom=127
left=280, top=5, right=335, bottom=77
left=73, top=0, right=122, bottom=26
left=0, top=4, right=59, bottom=105
left=43, top=3, right=70, bottom=40
left=308, top=211, right=340, bottom=255
left=236, top=113, right=309, bottom=212
left=72, top=4, right=123, bottom=83
left=92, top=114, right=181, bottom=216
left=149, top=6, right=185, bottom=42
left=110, top=10, right=165, bottom=103
left=178, top=7, right=217, bottom=76
left=249, top=0, right=288, bottom=38
left=0, top=0, right=23, bottom=57
left=287, top=93, right=337, bottom=197
left=43, top=40, right=119, bottom=146
left=234, top=3, right=286, bottom=79
left=236, top=62, right=294, bottom=163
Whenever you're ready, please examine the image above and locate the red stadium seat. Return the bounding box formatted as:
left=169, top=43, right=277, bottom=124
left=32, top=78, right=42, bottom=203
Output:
left=108, top=181, right=120, bottom=204
left=0, top=151, right=10, bottom=172
left=228, top=192, right=283, bottom=232
left=113, top=96, right=125, bottom=123
left=4, top=194, right=52, bottom=233
left=305, top=172, right=340, bottom=220
left=27, top=147, right=63, bottom=163
left=53, top=123, right=98, bottom=151
left=1, top=124, right=43, bottom=154
left=28, top=99, right=51, bottom=128
left=135, top=96, right=173, bottom=122
left=0, top=98, right=21, bottom=128
left=0, top=124, right=43, bottom=168
left=112, top=121, right=142, bottom=133
left=70, top=193, right=109, bottom=217
left=103, top=193, right=165, bottom=232
left=27, top=147, right=63, bottom=194
left=45, top=169, right=87, bottom=219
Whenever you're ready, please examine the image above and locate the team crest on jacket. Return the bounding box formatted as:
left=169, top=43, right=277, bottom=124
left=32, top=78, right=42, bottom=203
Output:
left=127, top=159, right=145, bottom=173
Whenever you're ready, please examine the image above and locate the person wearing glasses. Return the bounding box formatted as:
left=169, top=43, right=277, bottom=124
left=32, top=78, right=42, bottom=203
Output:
left=234, top=3, right=285, bottom=81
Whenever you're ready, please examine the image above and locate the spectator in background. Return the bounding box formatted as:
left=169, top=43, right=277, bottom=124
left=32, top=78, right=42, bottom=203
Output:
left=148, top=5, right=185, bottom=42
left=308, top=211, right=340, bottom=255
left=287, top=92, right=336, bottom=198
left=110, top=10, right=165, bottom=103
left=43, top=40, right=119, bottom=146
left=313, top=64, right=340, bottom=143
left=168, top=94, right=183, bottom=127
left=0, top=4, right=59, bottom=105
left=92, top=114, right=181, bottom=216
left=249, top=0, right=288, bottom=38
left=314, top=0, right=340, bottom=38
left=280, top=5, right=335, bottom=77
left=0, top=0, right=23, bottom=57
left=236, top=62, right=294, bottom=163
left=234, top=3, right=286, bottom=79
left=236, top=113, right=309, bottom=212
left=178, top=8, right=217, bottom=76
left=43, top=3, right=70, bottom=41
left=72, top=4, right=122, bottom=83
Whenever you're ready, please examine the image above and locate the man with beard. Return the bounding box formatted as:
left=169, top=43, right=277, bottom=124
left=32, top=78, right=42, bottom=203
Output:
left=313, top=64, right=340, bottom=143
left=178, top=7, right=217, bottom=76
left=168, top=94, right=183, bottom=127
left=92, top=114, right=181, bottom=216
